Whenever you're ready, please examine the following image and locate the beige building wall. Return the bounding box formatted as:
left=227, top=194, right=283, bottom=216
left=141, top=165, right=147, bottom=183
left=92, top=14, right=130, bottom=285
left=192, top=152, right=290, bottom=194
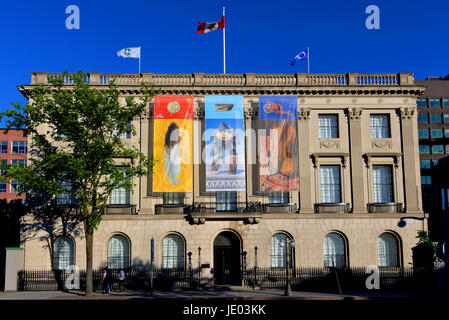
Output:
left=18, top=72, right=427, bottom=275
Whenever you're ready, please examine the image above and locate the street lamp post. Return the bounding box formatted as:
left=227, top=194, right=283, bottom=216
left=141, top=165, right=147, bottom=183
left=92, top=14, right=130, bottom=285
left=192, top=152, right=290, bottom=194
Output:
left=279, top=238, right=296, bottom=296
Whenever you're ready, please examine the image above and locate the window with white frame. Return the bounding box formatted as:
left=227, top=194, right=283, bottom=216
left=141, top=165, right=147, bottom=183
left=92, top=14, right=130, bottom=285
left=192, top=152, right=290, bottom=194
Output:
left=107, top=235, right=130, bottom=269
left=110, top=168, right=130, bottom=205
left=11, top=141, right=27, bottom=154
left=377, top=233, right=399, bottom=267
left=0, top=181, right=6, bottom=193
left=370, top=114, right=390, bottom=138
left=323, top=233, right=346, bottom=268
left=320, top=165, right=341, bottom=203
left=10, top=180, right=21, bottom=193
left=318, top=114, right=339, bottom=138
left=0, top=141, right=7, bottom=154
left=268, top=192, right=289, bottom=204
left=372, top=165, right=393, bottom=203
left=11, top=159, right=26, bottom=168
left=0, top=159, right=6, bottom=174
left=53, top=236, right=75, bottom=270
left=162, top=234, right=185, bottom=269
left=163, top=192, right=184, bottom=205
left=270, top=233, right=293, bottom=268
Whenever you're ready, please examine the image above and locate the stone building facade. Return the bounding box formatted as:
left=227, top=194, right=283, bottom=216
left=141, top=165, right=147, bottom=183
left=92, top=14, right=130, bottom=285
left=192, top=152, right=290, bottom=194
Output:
left=18, top=72, right=427, bottom=284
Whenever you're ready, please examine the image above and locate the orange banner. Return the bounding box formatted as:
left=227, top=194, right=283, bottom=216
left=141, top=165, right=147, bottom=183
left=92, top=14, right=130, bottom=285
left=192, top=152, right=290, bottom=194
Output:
left=153, top=96, right=193, bottom=192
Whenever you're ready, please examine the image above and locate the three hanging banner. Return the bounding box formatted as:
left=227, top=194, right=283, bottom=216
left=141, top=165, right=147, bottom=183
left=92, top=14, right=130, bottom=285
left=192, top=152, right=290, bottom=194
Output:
left=152, top=96, right=193, bottom=192
left=152, top=95, right=300, bottom=193
left=205, top=96, right=246, bottom=192
left=258, top=96, right=299, bottom=191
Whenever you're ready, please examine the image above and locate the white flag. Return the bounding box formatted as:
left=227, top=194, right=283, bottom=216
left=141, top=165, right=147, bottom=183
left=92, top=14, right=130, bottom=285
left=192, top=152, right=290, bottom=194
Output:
left=117, top=47, right=141, bottom=58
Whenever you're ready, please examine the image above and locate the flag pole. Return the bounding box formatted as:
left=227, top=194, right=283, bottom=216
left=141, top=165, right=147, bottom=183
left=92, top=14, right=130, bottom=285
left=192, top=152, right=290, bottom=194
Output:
left=139, top=47, right=141, bottom=74
left=307, top=47, right=310, bottom=74
left=223, top=6, right=226, bottom=74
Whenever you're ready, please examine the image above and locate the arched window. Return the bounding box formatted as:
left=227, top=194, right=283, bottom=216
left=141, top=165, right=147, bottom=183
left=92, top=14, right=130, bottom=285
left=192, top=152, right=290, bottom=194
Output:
left=53, top=236, right=74, bottom=270
left=324, top=233, right=346, bottom=268
left=107, top=235, right=130, bottom=269
left=162, top=234, right=185, bottom=269
left=377, top=233, right=399, bottom=267
left=270, top=233, right=294, bottom=268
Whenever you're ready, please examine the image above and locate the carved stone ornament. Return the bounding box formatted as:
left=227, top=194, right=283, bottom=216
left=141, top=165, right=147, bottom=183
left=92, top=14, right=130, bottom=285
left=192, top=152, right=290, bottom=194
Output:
left=320, top=139, right=340, bottom=150
left=347, top=107, right=363, bottom=120
left=193, top=108, right=204, bottom=120
left=298, top=108, right=311, bottom=120
left=400, top=107, right=415, bottom=120
left=244, top=108, right=259, bottom=120
left=371, top=139, right=392, bottom=150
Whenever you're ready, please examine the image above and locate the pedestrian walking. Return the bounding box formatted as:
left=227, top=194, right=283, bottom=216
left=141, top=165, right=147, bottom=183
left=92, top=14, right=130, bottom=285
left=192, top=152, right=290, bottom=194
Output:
left=100, top=267, right=111, bottom=294
left=119, top=269, right=126, bottom=292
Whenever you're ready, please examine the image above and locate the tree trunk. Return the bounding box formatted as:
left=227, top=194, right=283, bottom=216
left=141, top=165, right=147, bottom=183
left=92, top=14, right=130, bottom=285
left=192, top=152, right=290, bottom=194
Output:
left=85, top=228, right=94, bottom=296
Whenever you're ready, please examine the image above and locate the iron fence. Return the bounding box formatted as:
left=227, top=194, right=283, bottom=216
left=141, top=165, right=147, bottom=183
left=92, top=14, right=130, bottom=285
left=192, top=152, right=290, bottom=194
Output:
left=242, top=266, right=434, bottom=290
left=17, top=266, right=435, bottom=292
left=17, top=267, right=201, bottom=291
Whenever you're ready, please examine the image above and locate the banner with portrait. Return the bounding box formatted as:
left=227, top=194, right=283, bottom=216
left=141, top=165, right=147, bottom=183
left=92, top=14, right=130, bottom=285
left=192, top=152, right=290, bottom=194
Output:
left=258, top=96, right=299, bottom=191
left=205, top=96, right=246, bottom=192
left=153, top=96, right=193, bottom=192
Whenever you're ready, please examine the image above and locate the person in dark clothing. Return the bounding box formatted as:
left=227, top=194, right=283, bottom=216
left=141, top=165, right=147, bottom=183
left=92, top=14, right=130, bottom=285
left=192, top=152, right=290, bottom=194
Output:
left=100, top=267, right=111, bottom=294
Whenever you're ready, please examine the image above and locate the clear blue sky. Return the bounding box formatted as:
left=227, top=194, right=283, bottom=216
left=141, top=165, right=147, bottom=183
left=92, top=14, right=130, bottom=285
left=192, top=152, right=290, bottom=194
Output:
left=1, top=0, right=449, bottom=114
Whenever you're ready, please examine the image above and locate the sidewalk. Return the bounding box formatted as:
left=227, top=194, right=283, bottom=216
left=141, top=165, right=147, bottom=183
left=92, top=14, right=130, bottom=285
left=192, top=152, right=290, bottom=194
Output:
left=1, top=287, right=448, bottom=300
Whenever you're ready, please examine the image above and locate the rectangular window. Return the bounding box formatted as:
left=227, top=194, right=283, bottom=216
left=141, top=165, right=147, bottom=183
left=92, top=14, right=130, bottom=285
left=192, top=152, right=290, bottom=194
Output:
left=417, top=98, right=427, bottom=108
left=432, top=145, right=444, bottom=154
left=431, top=113, right=442, bottom=123
left=446, top=129, right=449, bottom=138
left=163, top=192, right=184, bottom=205
left=444, top=99, right=449, bottom=107
left=320, top=165, right=341, bottom=203
left=268, top=191, right=289, bottom=204
left=57, top=181, right=76, bottom=205
left=0, top=181, right=6, bottom=193
left=418, top=129, right=429, bottom=138
left=444, top=114, right=449, bottom=123
left=421, top=176, right=432, bottom=185
left=11, top=141, right=27, bottom=154
left=113, top=122, right=132, bottom=139
left=430, top=98, right=441, bottom=108
left=419, top=145, right=430, bottom=154
left=418, top=114, right=428, bottom=123
left=372, top=165, right=393, bottom=203
left=10, top=180, right=21, bottom=193
left=0, top=160, right=6, bottom=175
left=0, top=141, right=7, bottom=154
left=216, top=191, right=237, bottom=211
left=318, top=114, right=339, bottom=138
left=110, top=168, right=130, bottom=205
left=431, top=129, right=443, bottom=138
left=433, top=160, right=439, bottom=167
left=420, top=160, right=431, bottom=169
left=370, top=114, right=391, bottom=138
left=446, top=145, right=449, bottom=154
left=11, top=160, right=27, bottom=168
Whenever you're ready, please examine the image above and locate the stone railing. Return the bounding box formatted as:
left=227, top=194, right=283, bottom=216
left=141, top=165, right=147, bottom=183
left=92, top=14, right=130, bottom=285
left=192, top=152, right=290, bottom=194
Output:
left=30, top=72, right=415, bottom=87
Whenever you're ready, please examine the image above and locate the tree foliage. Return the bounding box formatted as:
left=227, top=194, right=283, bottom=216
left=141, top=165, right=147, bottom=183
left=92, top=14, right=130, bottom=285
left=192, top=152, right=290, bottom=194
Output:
left=0, top=71, right=157, bottom=294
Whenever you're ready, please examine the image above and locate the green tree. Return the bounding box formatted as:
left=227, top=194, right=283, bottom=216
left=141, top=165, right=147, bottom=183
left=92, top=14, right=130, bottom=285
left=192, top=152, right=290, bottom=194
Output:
left=0, top=71, right=156, bottom=296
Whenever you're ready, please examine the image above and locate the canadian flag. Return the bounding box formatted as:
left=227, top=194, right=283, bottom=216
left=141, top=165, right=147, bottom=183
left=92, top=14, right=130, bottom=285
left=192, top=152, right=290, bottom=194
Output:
left=197, top=16, right=225, bottom=34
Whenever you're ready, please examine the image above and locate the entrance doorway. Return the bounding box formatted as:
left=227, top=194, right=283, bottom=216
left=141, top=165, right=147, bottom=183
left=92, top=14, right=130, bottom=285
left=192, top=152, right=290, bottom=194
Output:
left=213, top=231, right=241, bottom=285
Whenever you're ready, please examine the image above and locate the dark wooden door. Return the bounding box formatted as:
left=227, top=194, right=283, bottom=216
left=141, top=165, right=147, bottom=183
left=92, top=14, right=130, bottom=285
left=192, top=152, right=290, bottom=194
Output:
left=213, top=232, right=241, bottom=285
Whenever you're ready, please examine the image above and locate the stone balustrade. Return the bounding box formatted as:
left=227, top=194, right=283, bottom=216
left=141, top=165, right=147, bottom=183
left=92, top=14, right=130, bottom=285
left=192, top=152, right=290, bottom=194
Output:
left=29, top=72, right=415, bottom=87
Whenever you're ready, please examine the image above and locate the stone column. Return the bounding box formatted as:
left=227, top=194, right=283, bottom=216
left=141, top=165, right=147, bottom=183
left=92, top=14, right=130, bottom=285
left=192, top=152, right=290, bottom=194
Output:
left=400, top=107, right=421, bottom=212
left=298, top=107, right=313, bottom=213
left=347, top=107, right=366, bottom=213
left=244, top=103, right=258, bottom=201
left=193, top=100, right=204, bottom=201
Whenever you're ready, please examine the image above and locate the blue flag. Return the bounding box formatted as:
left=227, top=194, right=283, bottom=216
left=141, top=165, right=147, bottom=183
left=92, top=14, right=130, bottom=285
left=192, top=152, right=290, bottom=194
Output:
left=290, top=50, right=307, bottom=66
